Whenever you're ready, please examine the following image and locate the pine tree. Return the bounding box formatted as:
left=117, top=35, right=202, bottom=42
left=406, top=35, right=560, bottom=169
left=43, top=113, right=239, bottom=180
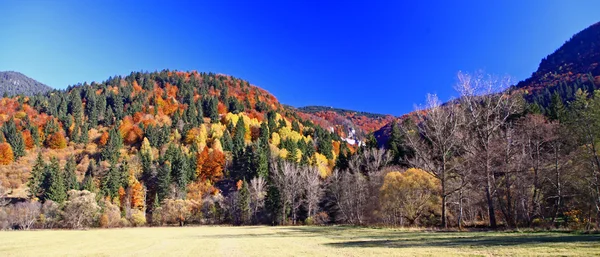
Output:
left=221, top=130, right=233, bottom=152
left=63, top=156, right=78, bottom=191
left=102, top=161, right=122, bottom=199
left=82, top=160, right=97, bottom=192
left=236, top=180, right=251, bottom=225
left=43, top=157, right=67, bottom=203
left=102, top=127, right=123, bottom=163
left=386, top=121, right=408, bottom=165
left=548, top=92, right=567, bottom=122
left=2, top=117, right=26, bottom=159
left=28, top=152, right=46, bottom=199
left=157, top=161, right=172, bottom=202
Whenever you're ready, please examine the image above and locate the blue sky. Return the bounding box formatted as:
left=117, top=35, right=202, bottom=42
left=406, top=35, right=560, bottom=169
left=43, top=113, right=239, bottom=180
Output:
left=1, top=1, right=599, bottom=116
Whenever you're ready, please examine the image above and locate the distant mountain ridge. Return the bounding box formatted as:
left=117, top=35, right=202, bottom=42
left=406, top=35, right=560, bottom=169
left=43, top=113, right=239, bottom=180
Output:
left=0, top=71, right=52, bottom=96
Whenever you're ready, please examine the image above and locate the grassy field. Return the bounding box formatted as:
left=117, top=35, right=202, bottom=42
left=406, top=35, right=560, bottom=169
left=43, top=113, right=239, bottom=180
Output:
left=0, top=226, right=597, bottom=256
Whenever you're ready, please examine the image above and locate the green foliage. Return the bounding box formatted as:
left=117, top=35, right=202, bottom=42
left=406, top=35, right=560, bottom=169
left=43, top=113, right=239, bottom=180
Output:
left=102, top=127, right=123, bottom=163
left=63, top=156, right=79, bottom=191
left=43, top=157, right=67, bottom=203
left=2, top=117, right=26, bottom=159
left=28, top=152, right=46, bottom=199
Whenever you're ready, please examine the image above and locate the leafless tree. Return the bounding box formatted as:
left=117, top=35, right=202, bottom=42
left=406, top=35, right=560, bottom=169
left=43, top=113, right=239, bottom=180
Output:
left=249, top=176, right=267, bottom=223
left=456, top=71, right=522, bottom=228
left=327, top=169, right=369, bottom=225
left=403, top=93, right=465, bottom=228
left=270, top=160, right=303, bottom=224
left=301, top=166, right=322, bottom=218
left=10, top=201, right=41, bottom=230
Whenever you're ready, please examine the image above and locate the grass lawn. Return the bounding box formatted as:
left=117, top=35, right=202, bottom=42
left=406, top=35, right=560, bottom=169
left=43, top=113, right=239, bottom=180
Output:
left=0, top=226, right=597, bottom=256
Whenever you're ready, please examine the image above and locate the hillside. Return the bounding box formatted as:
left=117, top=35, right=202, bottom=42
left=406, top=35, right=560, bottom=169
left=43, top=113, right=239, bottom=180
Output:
left=374, top=21, right=600, bottom=147
left=0, top=70, right=354, bottom=215
left=296, top=106, right=395, bottom=143
left=0, top=71, right=52, bottom=96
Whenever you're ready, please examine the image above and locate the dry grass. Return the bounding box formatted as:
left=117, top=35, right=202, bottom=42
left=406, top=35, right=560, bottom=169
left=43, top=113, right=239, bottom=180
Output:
left=0, top=226, right=597, bottom=256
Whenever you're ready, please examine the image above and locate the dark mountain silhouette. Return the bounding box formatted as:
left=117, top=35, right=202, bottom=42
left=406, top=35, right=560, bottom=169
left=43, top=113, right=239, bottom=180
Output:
left=0, top=71, right=52, bottom=96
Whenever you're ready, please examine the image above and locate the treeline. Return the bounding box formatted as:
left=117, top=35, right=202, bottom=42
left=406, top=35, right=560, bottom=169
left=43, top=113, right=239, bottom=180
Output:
left=395, top=72, right=600, bottom=229
left=0, top=70, right=598, bottom=230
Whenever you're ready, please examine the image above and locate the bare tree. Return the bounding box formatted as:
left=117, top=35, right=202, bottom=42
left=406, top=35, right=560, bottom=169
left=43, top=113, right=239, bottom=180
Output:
left=301, top=166, right=322, bottom=218
left=328, top=169, right=368, bottom=225
left=456, top=71, right=522, bottom=228
left=10, top=201, right=41, bottom=230
left=270, top=161, right=303, bottom=224
left=403, top=94, right=464, bottom=228
left=249, top=176, right=267, bottom=223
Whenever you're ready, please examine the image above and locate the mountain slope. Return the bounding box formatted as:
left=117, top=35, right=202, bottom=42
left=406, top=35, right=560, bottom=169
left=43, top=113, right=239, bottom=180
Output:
left=516, top=22, right=600, bottom=93
left=0, top=71, right=52, bottom=96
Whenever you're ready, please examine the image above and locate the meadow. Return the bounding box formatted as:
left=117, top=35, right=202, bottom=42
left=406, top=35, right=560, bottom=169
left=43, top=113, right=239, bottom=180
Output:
left=0, top=226, right=597, bottom=256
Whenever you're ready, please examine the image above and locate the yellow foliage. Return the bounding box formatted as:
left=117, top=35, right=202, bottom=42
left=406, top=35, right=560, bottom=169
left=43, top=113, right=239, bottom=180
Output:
left=278, top=126, right=303, bottom=143
left=209, top=123, right=225, bottom=139
left=314, top=153, right=330, bottom=178
left=271, top=132, right=281, bottom=146
left=279, top=149, right=289, bottom=159
left=294, top=149, right=302, bottom=163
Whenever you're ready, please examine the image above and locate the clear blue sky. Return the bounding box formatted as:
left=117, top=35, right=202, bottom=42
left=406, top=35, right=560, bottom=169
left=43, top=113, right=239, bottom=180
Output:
left=1, top=1, right=599, bottom=116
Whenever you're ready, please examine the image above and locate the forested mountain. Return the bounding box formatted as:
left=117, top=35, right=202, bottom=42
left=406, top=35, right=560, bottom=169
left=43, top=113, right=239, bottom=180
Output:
left=0, top=71, right=52, bottom=96
left=0, top=70, right=357, bottom=228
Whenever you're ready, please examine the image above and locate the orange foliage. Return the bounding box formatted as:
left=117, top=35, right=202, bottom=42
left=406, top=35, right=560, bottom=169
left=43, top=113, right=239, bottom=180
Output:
left=0, top=143, right=14, bottom=165
left=236, top=180, right=243, bottom=190
left=217, top=102, right=227, bottom=115
left=119, top=116, right=143, bottom=145
left=118, top=187, right=126, bottom=208
left=332, top=141, right=341, bottom=156
left=196, top=147, right=225, bottom=182
left=98, top=131, right=109, bottom=146
left=45, top=132, right=67, bottom=149
left=22, top=130, right=35, bottom=149
left=186, top=181, right=213, bottom=203
left=130, top=181, right=145, bottom=211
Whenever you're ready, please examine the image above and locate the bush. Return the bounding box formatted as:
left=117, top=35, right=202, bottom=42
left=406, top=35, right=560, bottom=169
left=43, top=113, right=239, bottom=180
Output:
left=63, top=190, right=100, bottom=229
left=129, top=209, right=146, bottom=227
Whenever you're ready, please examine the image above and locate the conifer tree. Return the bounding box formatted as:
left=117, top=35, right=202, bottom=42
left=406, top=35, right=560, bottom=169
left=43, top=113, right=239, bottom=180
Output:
left=43, top=157, right=67, bottom=203
left=157, top=162, right=172, bottom=202
left=63, top=156, right=79, bottom=191
left=2, top=117, right=26, bottom=159
left=28, top=152, right=46, bottom=199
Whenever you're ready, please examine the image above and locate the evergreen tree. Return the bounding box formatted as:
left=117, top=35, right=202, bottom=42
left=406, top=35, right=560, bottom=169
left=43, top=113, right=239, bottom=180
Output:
left=102, top=161, right=122, bottom=199
left=221, top=130, right=234, bottom=152
left=27, top=152, right=46, bottom=199
left=386, top=121, right=408, bottom=165
left=43, top=157, right=67, bottom=203
left=365, top=133, right=378, bottom=149
left=81, top=160, right=97, bottom=192
left=102, top=127, right=123, bottom=163
left=157, top=162, right=172, bottom=202
left=233, top=118, right=246, bottom=155
left=2, top=118, right=26, bottom=159
left=236, top=180, right=251, bottom=225
left=63, top=156, right=78, bottom=191
left=548, top=92, right=567, bottom=122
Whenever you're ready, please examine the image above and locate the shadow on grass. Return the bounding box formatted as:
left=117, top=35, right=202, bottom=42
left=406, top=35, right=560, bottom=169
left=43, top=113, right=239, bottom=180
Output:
left=325, top=234, right=600, bottom=249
